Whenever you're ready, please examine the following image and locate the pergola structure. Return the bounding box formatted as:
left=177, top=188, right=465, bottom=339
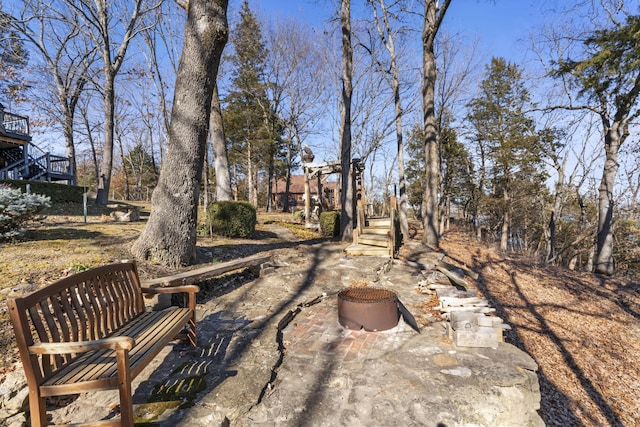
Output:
left=302, top=158, right=364, bottom=228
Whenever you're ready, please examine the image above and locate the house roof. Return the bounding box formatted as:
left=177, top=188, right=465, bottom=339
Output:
left=272, top=175, right=338, bottom=194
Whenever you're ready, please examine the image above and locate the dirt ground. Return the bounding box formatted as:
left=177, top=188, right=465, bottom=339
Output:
left=1, top=210, right=639, bottom=426
left=436, top=230, right=640, bottom=427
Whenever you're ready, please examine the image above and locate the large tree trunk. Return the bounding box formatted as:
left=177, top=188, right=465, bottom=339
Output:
left=421, top=0, right=451, bottom=248
left=210, top=84, right=232, bottom=201
left=421, top=0, right=440, bottom=248
left=132, top=0, right=229, bottom=267
left=594, top=123, right=622, bottom=275
left=96, top=74, right=116, bottom=205
left=62, top=113, right=77, bottom=185
left=339, top=0, right=354, bottom=241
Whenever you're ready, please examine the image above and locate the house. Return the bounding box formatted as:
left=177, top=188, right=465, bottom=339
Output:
left=0, top=103, right=74, bottom=183
left=272, top=175, right=340, bottom=212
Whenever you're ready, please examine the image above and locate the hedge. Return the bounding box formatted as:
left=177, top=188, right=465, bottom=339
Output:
left=0, top=180, right=84, bottom=203
left=206, top=201, right=256, bottom=238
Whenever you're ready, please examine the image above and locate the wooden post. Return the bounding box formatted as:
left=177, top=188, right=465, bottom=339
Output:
left=304, top=167, right=311, bottom=227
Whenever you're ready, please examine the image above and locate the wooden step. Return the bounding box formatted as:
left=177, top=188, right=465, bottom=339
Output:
left=358, top=233, right=389, bottom=248
left=362, top=226, right=389, bottom=235
left=366, top=218, right=391, bottom=228
left=344, top=244, right=391, bottom=257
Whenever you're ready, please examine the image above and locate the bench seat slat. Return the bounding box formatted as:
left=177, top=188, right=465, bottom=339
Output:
left=40, top=307, right=191, bottom=396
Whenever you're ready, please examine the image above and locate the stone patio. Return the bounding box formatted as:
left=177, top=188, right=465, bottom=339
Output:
left=1, top=237, right=543, bottom=427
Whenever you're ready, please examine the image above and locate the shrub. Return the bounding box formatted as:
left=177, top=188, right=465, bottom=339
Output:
left=0, top=180, right=84, bottom=203
left=319, top=211, right=340, bottom=237
left=207, top=201, right=256, bottom=238
left=0, top=185, right=51, bottom=239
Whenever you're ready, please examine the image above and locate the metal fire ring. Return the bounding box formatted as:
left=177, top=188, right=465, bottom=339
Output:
left=338, top=287, right=398, bottom=303
left=337, top=287, right=399, bottom=331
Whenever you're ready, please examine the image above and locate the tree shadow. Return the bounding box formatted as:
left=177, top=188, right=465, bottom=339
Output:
left=24, top=227, right=104, bottom=241
left=444, top=249, right=624, bottom=426
left=194, top=237, right=331, bottom=265
left=123, top=242, right=331, bottom=425
left=132, top=311, right=246, bottom=407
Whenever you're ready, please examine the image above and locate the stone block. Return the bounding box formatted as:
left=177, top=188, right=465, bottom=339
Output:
left=453, top=326, right=499, bottom=348
left=110, top=208, right=140, bottom=222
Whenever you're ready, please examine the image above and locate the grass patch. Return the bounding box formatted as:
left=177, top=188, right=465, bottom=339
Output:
left=269, top=221, right=321, bottom=240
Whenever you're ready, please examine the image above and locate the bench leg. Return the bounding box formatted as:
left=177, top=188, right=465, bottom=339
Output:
left=28, top=389, right=47, bottom=427
left=188, top=313, right=197, bottom=347
left=116, top=348, right=134, bottom=427
left=188, top=293, right=197, bottom=347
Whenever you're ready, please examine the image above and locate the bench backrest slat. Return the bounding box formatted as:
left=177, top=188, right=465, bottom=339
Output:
left=7, top=262, right=144, bottom=384
left=96, top=274, right=115, bottom=332
left=58, top=288, right=80, bottom=342
left=68, top=284, right=88, bottom=341
left=37, top=298, right=66, bottom=370
left=77, top=281, right=98, bottom=340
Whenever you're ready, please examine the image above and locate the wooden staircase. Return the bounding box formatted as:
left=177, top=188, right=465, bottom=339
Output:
left=345, top=197, right=401, bottom=257
left=345, top=217, right=395, bottom=257
left=0, top=107, right=74, bottom=183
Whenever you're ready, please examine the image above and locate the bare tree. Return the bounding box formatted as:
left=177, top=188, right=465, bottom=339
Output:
left=137, top=3, right=186, bottom=166
left=132, top=0, right=228, bottom=267
left=422, top=0, right=452, bottom=248
left=6, top=1, right=98, bottom=184
left=367, top=0, right=410, bottom=239
left=339, top=0, right=354, bottom=241
left=210, top=83, right=232, bottom=201
left=537, top=110, right=600, bottom=265
left=265, top=16, right=327, bottom=212
left=548, top=3, right=640, bottom=275
left=75, top=91, right=103, bottom=188
left=62, top=0, right=161, bottom=205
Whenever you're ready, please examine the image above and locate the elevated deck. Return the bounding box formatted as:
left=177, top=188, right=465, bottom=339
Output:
left=0, top=108, right=31, bottom=148
left=0, top=105, right=74, bottom=184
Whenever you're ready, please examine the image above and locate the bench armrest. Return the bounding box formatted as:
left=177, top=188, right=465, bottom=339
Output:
left=141, top=284, right=199, bottom=311
left=140, top=284, right=200, bottom=295
left=28, top=336, right=135, bottom=355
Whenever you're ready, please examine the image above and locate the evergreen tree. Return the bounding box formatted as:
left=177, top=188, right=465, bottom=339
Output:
left=223, top=0, right=279, bottom=207
left=439, top=126, right=475, bottom=230
left=405, top=125, right=426, bottom=218
left=467, top=57, right=545, bottom=251
left=406, top=123, right=475, bottom=227
left=555, top=14, right=640, bottom=275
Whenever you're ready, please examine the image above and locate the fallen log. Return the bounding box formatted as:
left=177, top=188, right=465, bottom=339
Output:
left=439, top=259, right=479, bottom=280
left=142, top=253, right=273, bottom=287
left=436, top=265, right=469, bottom=290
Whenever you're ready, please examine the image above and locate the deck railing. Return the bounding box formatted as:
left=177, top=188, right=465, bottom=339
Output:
left=0, top=142, right=73, bottom=182
left=1, top=111, right=30, bottom=136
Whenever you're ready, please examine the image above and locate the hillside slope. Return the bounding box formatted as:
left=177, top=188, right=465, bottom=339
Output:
left=439, top=231, right=639, bottom=426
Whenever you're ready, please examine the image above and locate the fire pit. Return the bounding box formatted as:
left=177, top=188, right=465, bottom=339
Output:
left=337, top=287, right=399, bottom=331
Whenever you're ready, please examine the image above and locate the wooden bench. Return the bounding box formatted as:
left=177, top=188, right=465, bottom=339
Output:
left=6, top=261, right=198, bottom=427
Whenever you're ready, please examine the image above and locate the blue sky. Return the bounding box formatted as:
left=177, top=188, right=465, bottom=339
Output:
left=255, top=0, right=550, bottom=64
